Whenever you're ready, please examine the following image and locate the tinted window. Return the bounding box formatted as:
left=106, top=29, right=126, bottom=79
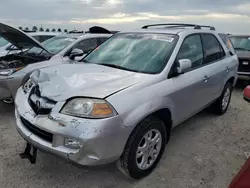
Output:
left=229, top=36, right=250, bottom=52
left=219, top=33, right=235, bottom=54
left=177, top=34, right=203, bottom=69
left=0, top=37, right=9, bottom=47
left=74, top=38, right=98, bottom=53
left=84, top=33, right=178, bottom=74
left=202, top=34, right=225, bottom=64
left=99, top=37, right=108, bottom=44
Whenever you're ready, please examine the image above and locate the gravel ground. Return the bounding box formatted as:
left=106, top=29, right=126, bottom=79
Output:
left=0, top=82, right=249, bottom=188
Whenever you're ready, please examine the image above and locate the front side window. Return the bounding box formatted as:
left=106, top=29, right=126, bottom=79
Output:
left=229, top=36, right=250, bottom=52
left=0, top=37, right=9, bottom=47
left=202, top=34, right=225, bottom=64
left=84, top=33, right=178, bottom=74
left=74, top=38, right=98, bottom=53
left=27, top=36, right=76, bottom=55
left=176, top=34, right=203, bottom=69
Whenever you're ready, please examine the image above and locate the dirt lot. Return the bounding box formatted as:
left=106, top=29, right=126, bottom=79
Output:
left=0, top=83, right=249, bottom=188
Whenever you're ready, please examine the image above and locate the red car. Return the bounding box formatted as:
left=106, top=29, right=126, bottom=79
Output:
left=244, top=86, right=250, bottom=102
left=229, top=86, right=250, bottom=188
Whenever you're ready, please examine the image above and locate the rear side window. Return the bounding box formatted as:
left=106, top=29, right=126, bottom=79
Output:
left=219, top=33, right=235, bottom=55
left=177, top=34, right=204, bottom=69
left=202, top=34, right=225, bottom=64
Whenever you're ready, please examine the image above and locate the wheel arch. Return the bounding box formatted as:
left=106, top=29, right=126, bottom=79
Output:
left=124, top=108, right=173, bottom=148
left=227, top=76, right=235, bottom=86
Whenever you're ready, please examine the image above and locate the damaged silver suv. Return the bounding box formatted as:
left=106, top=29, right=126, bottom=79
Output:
left=15, top=24, right=238, bottom=179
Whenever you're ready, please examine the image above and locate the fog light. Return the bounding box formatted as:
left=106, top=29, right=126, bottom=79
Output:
left=64, top=138, right=82, bottom=149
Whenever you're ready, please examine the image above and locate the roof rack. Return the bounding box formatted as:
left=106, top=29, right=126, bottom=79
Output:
left=142, top=23, right=215, bottom=31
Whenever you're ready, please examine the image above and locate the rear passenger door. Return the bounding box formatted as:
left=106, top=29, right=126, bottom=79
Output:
left=169, top=34, right=211, bottom=124
left=201, top=33, right=227, bottom=101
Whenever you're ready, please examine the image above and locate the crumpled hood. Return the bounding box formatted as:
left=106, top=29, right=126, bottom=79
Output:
left=30, top=63, right=146, bottom=101
left=236, top=50, right=250, bottom=59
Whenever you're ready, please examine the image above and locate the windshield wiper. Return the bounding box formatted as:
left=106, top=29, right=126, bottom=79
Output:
left=234, top=47, right=250, bottom=51
left=98, top=63, right=140, bottom=73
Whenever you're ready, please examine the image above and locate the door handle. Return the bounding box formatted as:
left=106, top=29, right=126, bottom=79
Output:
left=203, top=75, right=210, bottom=83
left=226, top=66, right=230, bottom=72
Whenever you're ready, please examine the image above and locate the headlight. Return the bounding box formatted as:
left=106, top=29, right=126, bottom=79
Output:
left=0, top=67, right=23, bottom=76
left=22, top=79, right=35, bottom=93
left=0, top=69, right=15, bottom=76
left=60, top=98, right=117, bottom=118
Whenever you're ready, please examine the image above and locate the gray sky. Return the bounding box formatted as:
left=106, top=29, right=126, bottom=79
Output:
left=1, top=0, right=250, bottom=34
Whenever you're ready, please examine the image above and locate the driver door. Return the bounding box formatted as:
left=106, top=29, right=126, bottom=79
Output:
left=169, top=34, right=211, bottom=124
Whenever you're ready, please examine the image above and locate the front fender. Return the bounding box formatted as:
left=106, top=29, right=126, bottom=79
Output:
left=118, top=97, right=175, bottom=128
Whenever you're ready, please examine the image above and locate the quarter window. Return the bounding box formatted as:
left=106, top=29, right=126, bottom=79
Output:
left=202, top=34, right=225, bottom=64
left=177, top=34, right=203, bottom=69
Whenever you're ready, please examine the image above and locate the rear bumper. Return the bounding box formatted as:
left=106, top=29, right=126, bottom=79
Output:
left=238, top=72, right=250, bottom=80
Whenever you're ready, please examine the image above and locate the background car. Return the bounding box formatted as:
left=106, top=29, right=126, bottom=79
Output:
left=228, top=85, right=250, bottom=188
left=244, top=85, right=250, bottom=102
left=0, top=22, right=113, bottom=103
left=0, top=32, right=59, bottom=57
left=229, top=35, right=250, bottom=81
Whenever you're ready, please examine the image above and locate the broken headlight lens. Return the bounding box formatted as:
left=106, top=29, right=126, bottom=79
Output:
left=60, top=98, right=117, bottom=118
left=22, top=79, right=35, bottom=93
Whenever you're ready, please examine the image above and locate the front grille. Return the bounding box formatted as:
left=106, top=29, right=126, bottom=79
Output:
left=238, top=58, right=250, bottom=72
left=20, top=116, right=53, bottom=143
left=28, top=86, right=56, bottom=115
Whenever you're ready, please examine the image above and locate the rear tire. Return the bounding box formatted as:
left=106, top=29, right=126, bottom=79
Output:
left=209, top=82, right=233, bottom=115
left=117, top=116, right=168, bottom=179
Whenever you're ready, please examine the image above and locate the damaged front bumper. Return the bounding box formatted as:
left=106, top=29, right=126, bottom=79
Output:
left=15, top=88, right=131, bottom=166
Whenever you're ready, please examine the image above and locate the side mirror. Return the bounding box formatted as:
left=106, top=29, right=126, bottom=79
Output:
left=229, top=51, right=234, bottom=56
left=243, top=86, right=250, bottom=103
left=176, top=59, right=192, bottom=74
left=74, top=54, right=87, bottom=61
left=69, top=48, right=84, bottom=60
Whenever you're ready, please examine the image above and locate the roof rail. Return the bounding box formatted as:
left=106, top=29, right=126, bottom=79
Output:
left=142, top=23, right=215, bottom=30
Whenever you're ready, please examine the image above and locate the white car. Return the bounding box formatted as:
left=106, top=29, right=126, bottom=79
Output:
left=0, top=32, right=59, bottom=57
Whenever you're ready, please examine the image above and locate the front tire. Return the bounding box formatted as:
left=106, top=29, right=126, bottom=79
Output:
left=209, top=82, right=233, bottom=115
left=117, top=116, right=167, bottom=179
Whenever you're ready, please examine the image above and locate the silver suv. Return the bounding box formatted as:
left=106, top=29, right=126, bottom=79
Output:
left=14, top=23, right=238, bottom=179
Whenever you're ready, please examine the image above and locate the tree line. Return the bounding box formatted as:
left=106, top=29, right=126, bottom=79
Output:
left=18, top=26, right=68, bottom=33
